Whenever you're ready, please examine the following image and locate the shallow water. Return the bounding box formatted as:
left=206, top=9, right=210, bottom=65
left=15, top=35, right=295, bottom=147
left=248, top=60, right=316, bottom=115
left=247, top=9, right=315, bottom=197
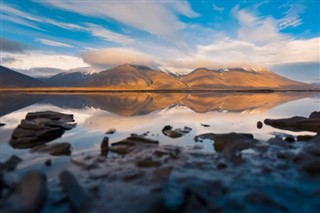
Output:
left=0, top=92, right=319, bottom=169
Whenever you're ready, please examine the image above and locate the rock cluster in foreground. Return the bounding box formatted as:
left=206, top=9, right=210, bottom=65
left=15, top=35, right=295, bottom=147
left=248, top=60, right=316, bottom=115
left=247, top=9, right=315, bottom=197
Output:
left=9, top=111, right=75, bottom=152
left=0, top=111, right=319, bottom=213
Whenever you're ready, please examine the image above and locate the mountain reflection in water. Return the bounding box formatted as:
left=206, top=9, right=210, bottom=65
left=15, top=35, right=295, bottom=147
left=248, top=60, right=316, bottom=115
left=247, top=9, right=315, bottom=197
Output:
left=0, top=92, right=317, bottom=117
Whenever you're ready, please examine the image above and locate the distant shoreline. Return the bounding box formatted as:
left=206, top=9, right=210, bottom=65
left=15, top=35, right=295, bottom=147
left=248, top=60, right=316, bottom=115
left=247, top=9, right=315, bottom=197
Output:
left=1, top=88, right=320, bottom=94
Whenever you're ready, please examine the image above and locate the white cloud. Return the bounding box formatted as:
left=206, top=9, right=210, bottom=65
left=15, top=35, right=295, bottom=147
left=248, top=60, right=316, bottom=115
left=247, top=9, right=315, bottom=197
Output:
left=81, top=48, right=155, bottom=67
left=212, top=3, right=224, bottom=12
left=159, top=7, right=319, bottom=72
left=235, top=8, right=287, bottom=43
left=37, top=0, right=198, bottom=36
left=37, top=38, right=74, bottom=48
left=86, top=24, right=134, bottom=44
left=278, top=3, right=305, bottom=30
left=2, top=52, right=88, bottom=70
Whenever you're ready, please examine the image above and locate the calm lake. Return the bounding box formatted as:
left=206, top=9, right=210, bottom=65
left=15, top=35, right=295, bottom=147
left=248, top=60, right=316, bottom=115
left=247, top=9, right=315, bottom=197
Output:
left=0, top=92, right=319, bottom=172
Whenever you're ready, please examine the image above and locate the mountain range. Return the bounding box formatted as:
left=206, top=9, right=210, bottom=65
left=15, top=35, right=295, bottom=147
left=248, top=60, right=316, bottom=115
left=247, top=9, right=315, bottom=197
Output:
left=0, top=64, right=315, bottom=90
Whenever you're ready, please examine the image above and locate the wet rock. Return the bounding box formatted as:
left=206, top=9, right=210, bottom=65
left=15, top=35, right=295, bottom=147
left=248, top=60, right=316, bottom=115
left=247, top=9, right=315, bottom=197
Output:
left=214, top=133, right=255, bottom=164
left=109, top=145, right=133, bottom=155
left=127, top=135, right=159, bottom=144
left=30, top=142, right=71, bottom=156
left=264, top=115, right=320, bottom=133
left=0, top=171, right=47, bottom=213
left=21, top=118, right=75, bottom=130
left=309, top=111, right=320, bottom=119
left=297, top=135, right=315, bottom=142
left=299, top=159, right=320, bottom=176
left=153, top=146, right=181, bottom=159
left=0, top=155, right=22, bottom=171
left=0, top=123, right=5, bottom=127
left=9, top=111, right=75, bottom=149
left=112, top=135, right=158, bottom=147
left=100, top=137, right=109, bottom=156
left=59, top=171, right=89, bottom=212
left=201, top=123, right=210, bottom=127
left=246, top=192, right=288, bottom=212
left=26, top=111, right=74, bottom=122
left=217, top=162, right=227, bottom=170
left=194, top=133, right=215, bottom=142
left=257, top=121, right=263, bottom=129
left=284, top=136, right=295, bottom=143
left=70, top=158, right=98, bottom=170
left=162, top=125, right=192, bottom=138
left=136, top=160, right=161, bottom=168
left=276, top=151, right=296, bottom=160
left=303, top=135, right=320, bottom=156
left=153, top=167, right=172, bottom=180
left=105, top=128, right=116, bottom=134
left=44, top=159, right=52, bottom=167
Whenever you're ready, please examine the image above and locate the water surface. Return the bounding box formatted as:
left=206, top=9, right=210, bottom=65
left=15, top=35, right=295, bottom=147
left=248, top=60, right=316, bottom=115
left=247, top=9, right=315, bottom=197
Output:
left=0, top=92, right=319, bottom=171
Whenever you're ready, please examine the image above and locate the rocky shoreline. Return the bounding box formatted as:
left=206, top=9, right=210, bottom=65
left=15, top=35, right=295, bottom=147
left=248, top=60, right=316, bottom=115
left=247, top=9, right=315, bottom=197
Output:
left=0, top=111, right=319, bottom=213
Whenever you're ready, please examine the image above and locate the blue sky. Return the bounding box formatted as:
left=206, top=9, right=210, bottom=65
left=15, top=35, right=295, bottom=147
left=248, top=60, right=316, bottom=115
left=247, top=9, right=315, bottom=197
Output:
left=1, top=0, right=319, bottom=82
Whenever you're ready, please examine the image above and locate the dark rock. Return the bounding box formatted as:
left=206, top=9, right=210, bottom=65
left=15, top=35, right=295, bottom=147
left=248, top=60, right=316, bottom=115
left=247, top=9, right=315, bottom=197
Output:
left=214, top=133, right=255, bottom=164
left=214, top=133, right=254, bottom=152
left=297, top=135, right=315, bottom=141
left=126, top=135, right=159, bottom=144
left=0, top=155, right=22, bottom=171
left=10, top=128, right=65, bottom=148
left=154, top=146, right=181, bottom=159
left=26, top=111, right=74, bottom=122
left=59, top=171, right=89, bottom=211
left=112, top=135, right=159, bottom=147
left=9, top=111, right=75, bottom=149
left=0, top=123, right=5, bottom=127
left=105, top=128, right=116, bottom=134
left=246, top=192, right=287, bottom=212
left=264, top=116, right=320, bottom=133
left=162, top=125, right=192, bottom=138
left=31, top=142, right=71, bottom=156
left=100, top=137, right=109, bottom=156
left=109, top=145, right=133, bottom=155
left=257, top=121, right=263, bottom=129
left=299, top=159, right=320, bottom=176
left=70, top=158, right=98, bottom=170
left=284, top=136, right=295, bottom=143
left=217, top=162, right=227, bottom=169
left=309, top=111, right=320, bottom=119
left=201, top=123, right=210, bottom=127
left=194, top=133, right=215, bottom=142
left=21, top=118, right=75, bottom=130
left=44, top=159, right=52, bottom=167
left=0, top=172, right=47, bottom=213
left=153, top=167, right=172, bottom=180
left=136, top=160, right=161, bottom=168
left=276, top=151, right=296, bottom=160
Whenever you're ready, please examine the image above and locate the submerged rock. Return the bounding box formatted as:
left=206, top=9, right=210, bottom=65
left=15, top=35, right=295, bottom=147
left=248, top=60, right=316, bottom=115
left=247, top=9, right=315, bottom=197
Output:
left=30, top=142, right=71, bottom=156
left=9, top=111, right=75, bottom=149
left=0, top=155, right=22, bottom=171
left=214, top=133, right=255, bottom=164
left=0, top=171, right=47, bottom=213
left=194, top=133, right=215, bottom=142
left=162, top=125, right=192, bottom=138
left=59, top=171, right=89, bottom=212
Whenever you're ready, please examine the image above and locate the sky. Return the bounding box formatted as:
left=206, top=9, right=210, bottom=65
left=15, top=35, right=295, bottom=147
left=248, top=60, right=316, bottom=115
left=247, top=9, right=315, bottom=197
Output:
left=0, top=0, right=319, bottom=83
